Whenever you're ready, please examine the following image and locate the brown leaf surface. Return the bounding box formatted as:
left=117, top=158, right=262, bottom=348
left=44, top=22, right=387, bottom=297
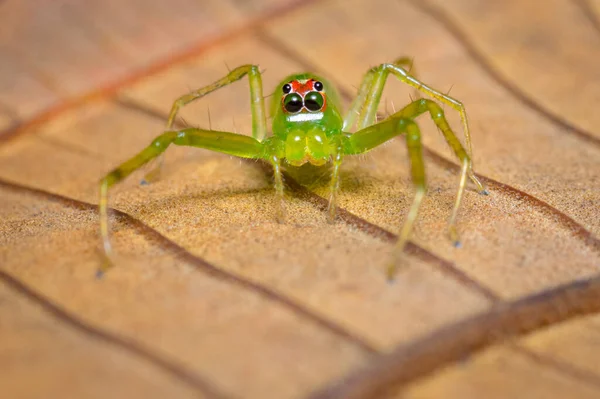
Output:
left=1, top=0, right=599, bottom=398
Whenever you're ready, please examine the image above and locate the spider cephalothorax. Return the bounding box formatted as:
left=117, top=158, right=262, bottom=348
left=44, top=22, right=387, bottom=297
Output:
left=99, top=60, right=488, bottom=279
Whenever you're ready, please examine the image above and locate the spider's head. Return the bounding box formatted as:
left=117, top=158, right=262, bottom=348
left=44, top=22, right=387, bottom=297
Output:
left=280, top=78, right=326, bottom=114
left=270, top=73, right=343, bottom=135
left=270, top=73, right=344, bottom=166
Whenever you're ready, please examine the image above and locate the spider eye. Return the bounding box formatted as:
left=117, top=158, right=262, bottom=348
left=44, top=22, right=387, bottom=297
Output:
left=304, top=92, right=324, bottom=111
left=283, top=93, right=303, bottom=113
left=313, top=81, right=323, bottom=91
left=282, top=83, right=292, bottom=94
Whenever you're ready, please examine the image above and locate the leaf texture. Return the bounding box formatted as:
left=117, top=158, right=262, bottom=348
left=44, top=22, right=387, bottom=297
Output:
left=1, top=0, right=599, bottom=398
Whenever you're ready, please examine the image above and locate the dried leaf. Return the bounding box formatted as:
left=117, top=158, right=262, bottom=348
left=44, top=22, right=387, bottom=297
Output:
left=1, top=0, right=600, bottom=398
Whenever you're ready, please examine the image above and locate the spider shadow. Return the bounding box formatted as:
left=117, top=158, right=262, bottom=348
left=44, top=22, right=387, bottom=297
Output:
left=118, top=152, right=401, bottom=229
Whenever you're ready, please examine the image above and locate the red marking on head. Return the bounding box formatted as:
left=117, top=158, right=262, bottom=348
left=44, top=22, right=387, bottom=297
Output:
left=282, top=78, right=327, bottom=113
left=290, top=79, right=317, bottom=96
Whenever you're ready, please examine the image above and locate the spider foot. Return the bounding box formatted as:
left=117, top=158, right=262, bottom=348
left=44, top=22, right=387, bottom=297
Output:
left=448, top=225, right=462, bottom=248
left=386, top=246, right=411, bottom=282
left=97, top=250, right=115, bottom=279
left=386, top=263, right=398, bottom=283
left=275, top=200, right=286, bottom=224
left=326, top=203, right=337, bottom=224
left=469, top=172, right=488, bottom=195
left=140, top=167, right=162, bottom=186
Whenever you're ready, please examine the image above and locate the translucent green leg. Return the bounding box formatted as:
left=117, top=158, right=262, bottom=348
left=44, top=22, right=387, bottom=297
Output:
left=344, top=117, right=425, bottom=280
left=142, top=65, right=268, bottom=183
left=391, top=122, right=426, bottom=279
left=344, top=61, right=485, bottom=192
left=343, top=67, right=376, bottom=131
left=343, top=57, right=416, bottom=131
left=269, top=154, right=286, bottom=223
left=98, top=127, right=265, bottom=275
left=326, top=147, right=344, bottom=222
left=394, top=98, right=483, bottom=245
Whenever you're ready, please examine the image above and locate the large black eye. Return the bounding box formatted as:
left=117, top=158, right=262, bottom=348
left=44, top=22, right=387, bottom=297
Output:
left=283, top=93, right=303, bottom=113
left=282, top=83, right=292, bottom=94
left=304, top=92, right=324, bottom=111
left=314, top=81, right=323, bottom=91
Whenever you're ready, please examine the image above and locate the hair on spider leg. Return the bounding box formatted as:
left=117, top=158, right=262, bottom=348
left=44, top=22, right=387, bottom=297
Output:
left=232, top=116, right=238, bottom=134
left=441, top=84, right=455, bottom=111
left=382, top=98, right=398, bottom=119
left=206, top=105, right=213, bottom=131
left=407, top=56, right=416, bottom=75
left=223, top=61, right=231, bottom=73
left=384, top=98, right=390, bottom=118
left=178, top=116, right=191, bottom=128
left=184, top=82, right=195, bottom=94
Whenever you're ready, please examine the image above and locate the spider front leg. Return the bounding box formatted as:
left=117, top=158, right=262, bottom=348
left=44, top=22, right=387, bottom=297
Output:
left=325, top=141, right=345, bottom=222
left=344, top=117, right=426, bottom=279
left=142, top=64, right=268, bottom=183
left=343, top=56, right=417, bottom=132
left=344, top=60, right=486, bottom=194
left=98, top=127, right=266, bottom=276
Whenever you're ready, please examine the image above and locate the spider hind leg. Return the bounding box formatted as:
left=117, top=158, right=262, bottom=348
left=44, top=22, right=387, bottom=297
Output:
left=395, top=98, right=477, bottom=247
left=388, top=121, right=426, bottom=280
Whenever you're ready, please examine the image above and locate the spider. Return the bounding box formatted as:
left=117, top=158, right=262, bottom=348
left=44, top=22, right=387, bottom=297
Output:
left=99, top=57, right=488, bottom=279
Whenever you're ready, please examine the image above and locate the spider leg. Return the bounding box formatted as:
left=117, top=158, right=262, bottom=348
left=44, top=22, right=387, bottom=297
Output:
left=344, top=117, right=425, bottom=279
left=326, top=145, right=344, bottom=222
left=393, top=122, right=426, bottom=278
left=270, top=154, right=286, bottom=223
left=343, top=68, right=376, bottom=132
left=98, top=127, right=265, bottom=275
left=345, top=61, right=486, bottom=193
left=343, top=56, right=417, bottom=132
left=142, top=65, right=268, bottom=183
left=394, top=98, right=481, bottom=245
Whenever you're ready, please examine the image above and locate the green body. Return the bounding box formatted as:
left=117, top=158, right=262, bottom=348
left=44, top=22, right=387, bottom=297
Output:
left=268, top=73, right=344, bottom=167
left=98, top=60, right=488, bottom=279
